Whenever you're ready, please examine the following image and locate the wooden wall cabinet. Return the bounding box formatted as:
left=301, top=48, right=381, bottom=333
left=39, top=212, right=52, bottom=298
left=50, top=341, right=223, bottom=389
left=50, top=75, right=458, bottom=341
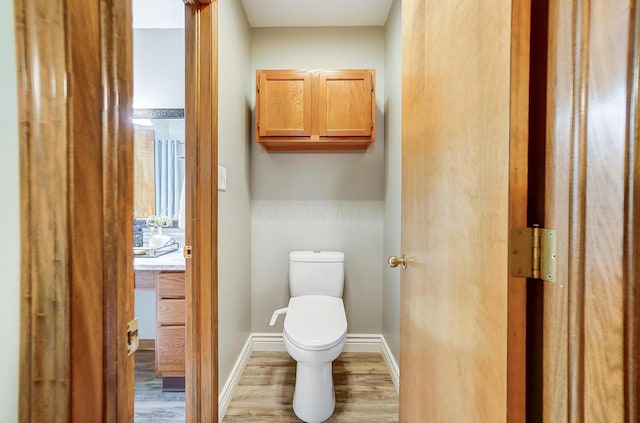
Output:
left=256, top=69, right=376, bottom=151
left=155, top=271, right=185, bottom=377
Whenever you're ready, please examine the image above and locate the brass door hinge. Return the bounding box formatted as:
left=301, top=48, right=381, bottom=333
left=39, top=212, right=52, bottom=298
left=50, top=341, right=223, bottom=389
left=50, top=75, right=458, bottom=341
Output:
left=510, top=226, right=557, bottom=282
left=184, top=245, right=192, bottom=259
left=127, top=318, right=139, bottom=356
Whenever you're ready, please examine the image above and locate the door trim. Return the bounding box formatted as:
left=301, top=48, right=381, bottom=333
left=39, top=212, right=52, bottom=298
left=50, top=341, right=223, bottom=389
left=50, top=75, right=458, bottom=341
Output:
left=625, top=1, right=640, bottom=419
left=184, top=1, right=218, bottom=422
left=508, top=0, right=532, bottom=421
left=102, top=1, right=136, bottom=420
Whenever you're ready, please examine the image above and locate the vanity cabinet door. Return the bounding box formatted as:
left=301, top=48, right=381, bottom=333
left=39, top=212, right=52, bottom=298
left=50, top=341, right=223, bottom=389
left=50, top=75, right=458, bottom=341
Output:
left=157, top=299, right=185, bottom=326
left=156, top=326, right=185, bottom=375
left=156, top=271, right=185, bottom=376
left=157, top=271, right=186, bottom=298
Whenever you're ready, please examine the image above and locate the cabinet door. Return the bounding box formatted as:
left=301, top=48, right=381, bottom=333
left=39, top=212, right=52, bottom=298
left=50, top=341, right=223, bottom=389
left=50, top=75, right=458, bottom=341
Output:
left=156, top=271, right=185, bottom=376
left=156, top=326, right=185, bottom=375
left=157, top=271, right=185, bottom=298
left=318, top=70, right=374, bottom=137
left=157, top=299, right=186, bottom=326
left=257, top=70, right=312, bottom=137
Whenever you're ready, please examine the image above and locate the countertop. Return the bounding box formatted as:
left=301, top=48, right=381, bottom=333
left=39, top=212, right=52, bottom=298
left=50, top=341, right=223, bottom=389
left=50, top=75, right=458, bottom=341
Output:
left=133, top=230, right=186, bottom=271
left=134, top=248, right=185, bottom=271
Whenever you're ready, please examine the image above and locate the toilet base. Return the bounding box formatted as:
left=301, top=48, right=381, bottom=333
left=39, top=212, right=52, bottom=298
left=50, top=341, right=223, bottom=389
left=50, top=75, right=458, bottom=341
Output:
left=292, top=361, right=335, bottom=423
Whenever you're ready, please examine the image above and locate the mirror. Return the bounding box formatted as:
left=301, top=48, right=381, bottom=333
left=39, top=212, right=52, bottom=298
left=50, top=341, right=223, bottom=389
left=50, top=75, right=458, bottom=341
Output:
left=133, top=108, right=185, bottom=225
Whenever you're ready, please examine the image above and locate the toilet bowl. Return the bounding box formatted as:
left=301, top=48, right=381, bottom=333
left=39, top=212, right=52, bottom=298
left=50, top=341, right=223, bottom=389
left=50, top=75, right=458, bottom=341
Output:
left=283, top=295, right=347, bottom=423
left=269, top=251, right=347, bottom=422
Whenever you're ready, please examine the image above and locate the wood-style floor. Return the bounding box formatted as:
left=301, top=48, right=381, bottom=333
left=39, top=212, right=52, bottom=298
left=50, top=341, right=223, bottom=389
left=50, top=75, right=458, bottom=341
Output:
left=135, top=349, right=185, bottom=423
left=223, top=351, right=399, bottom=422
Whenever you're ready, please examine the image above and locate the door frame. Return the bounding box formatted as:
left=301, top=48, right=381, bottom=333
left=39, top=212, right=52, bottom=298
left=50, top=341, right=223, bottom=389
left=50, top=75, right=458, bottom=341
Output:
left=539, top=0, right=640, bottom=420
left=15, top=0, right=218, bottom=421
left=508, top=0, right=532, bottom=421
left=184, top=1, right=218, bottom=421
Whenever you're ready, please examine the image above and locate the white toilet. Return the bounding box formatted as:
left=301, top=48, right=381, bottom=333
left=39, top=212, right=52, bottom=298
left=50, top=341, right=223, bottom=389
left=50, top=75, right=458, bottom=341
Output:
left=269, top=250, right=347, bottom=423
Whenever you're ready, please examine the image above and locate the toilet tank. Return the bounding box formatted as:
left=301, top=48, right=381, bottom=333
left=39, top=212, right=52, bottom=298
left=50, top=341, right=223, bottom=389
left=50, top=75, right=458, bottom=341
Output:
left=289, top=251, right=345, bottom=297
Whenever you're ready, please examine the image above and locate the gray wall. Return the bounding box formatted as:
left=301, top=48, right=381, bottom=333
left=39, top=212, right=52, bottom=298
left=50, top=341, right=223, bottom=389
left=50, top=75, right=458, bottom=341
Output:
left=0, top=0, right=20, bottom=420
left=383, top=0, right=402, bottom=363
left=218, top=0, right=253, bottom=393
left=250, top=27, right=385, bottom=334
left=133, top=28, right=185, bottom=109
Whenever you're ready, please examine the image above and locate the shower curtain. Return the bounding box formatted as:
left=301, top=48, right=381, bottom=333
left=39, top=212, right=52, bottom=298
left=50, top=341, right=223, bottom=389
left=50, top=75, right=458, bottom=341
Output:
left=155, top=139, right=185, bottom=220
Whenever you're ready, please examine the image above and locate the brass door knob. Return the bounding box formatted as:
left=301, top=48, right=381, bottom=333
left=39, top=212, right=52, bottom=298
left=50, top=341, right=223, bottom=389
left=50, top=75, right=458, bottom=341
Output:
left=388, top=254, right=407, bottom=270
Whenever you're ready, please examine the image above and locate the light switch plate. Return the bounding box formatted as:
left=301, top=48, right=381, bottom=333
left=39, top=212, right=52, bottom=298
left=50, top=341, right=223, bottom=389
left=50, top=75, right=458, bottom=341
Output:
left=218, top=165, right=227, bottom=191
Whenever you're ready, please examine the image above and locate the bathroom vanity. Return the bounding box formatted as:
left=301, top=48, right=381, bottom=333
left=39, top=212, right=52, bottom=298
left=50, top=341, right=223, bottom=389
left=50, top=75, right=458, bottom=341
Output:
left=134, top=250, right=185, bottom=379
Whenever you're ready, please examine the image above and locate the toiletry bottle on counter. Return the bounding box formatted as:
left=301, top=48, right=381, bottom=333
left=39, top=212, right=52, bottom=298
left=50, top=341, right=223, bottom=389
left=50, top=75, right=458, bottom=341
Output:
left=133, top=220, right=144, bottom=247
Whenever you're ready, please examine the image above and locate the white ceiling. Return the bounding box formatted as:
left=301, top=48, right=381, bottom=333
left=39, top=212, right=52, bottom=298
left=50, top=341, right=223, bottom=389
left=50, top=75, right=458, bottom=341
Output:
left=132, top=0, right=184, bottom=29
left=132, top=0, right=393, bottom=29
left=240, top=0, right=394, bottom=27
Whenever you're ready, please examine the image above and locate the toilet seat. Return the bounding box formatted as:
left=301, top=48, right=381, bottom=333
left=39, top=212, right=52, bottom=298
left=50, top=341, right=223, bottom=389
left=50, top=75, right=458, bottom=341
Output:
left=284, top=295, right=347, bottom=351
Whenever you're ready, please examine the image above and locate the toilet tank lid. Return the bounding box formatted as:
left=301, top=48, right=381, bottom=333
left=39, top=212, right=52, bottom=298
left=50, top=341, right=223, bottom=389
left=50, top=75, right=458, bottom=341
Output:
left=289, top=251, right=345, bottom=262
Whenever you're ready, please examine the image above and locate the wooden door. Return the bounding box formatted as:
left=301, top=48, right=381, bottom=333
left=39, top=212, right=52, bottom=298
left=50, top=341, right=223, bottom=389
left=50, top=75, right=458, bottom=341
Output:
left=257, top=70, right=312, bottom=137
left=16, top=1, right=219, bottom=422
left=400, top=0, right=518, bottom=421
left=537, top=0, right=640, bottom=421
left=317, top=69, right=374, bottom=137
left=15, top=0, right=135, bottom=421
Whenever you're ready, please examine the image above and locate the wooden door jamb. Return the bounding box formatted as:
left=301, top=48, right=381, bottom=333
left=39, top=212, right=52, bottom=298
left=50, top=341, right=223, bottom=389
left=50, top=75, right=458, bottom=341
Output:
left=184, top=1, right=218, bottom=422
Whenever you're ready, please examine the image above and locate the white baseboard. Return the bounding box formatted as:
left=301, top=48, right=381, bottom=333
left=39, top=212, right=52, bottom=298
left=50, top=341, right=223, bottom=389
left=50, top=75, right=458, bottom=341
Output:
left=343, top=334, right=384, bottom=352
left=251, top=332, right=286, bottom=351
left=219, top=333, right=400, bottom=420
left=251, top=332, right=382, bottom=353
left=218, top=336, right=252, bottom=423
left=380, top=335, right=400, bottom=394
